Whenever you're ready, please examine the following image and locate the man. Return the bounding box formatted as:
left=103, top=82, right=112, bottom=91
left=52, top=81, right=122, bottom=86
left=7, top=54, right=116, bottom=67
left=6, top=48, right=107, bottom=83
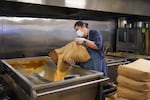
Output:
left=67, top=20, right=107, bottom=76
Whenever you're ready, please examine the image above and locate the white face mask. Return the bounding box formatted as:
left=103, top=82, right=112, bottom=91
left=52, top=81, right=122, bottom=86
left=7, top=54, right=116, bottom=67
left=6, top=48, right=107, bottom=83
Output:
left=76, top=30, right=84, bottom=37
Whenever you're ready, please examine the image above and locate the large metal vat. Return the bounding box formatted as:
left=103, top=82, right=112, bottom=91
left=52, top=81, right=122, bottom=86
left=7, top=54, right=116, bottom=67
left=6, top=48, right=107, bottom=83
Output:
left=105, top=55, right=130, bottom=83
left=1, top=56, right=108, bottom=100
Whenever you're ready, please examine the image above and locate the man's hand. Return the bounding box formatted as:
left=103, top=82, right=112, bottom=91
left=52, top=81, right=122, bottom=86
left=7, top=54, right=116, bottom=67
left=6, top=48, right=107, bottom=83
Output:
left=65, top=58, right=75, bottom=65
left=74, top=38, right=86, bottom=45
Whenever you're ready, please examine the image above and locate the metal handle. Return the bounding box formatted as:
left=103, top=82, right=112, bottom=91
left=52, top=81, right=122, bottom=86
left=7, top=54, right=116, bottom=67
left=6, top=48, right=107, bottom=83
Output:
left=107, top=61, right=130, bottom=67
left=37, top=78, right=109, bottom=97
left=124, top=31, right=127, bottom=42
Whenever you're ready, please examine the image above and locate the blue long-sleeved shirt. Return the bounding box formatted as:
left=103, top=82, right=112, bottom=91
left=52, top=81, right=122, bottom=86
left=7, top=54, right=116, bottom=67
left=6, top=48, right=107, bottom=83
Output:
left=79, top=30, right=108, bottom=76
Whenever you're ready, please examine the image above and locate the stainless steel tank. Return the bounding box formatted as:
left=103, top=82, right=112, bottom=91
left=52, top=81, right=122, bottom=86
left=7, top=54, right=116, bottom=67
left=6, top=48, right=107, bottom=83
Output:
left=105, top=55, right=130, bottom=83
left=1, top=56, right=108, bottom=100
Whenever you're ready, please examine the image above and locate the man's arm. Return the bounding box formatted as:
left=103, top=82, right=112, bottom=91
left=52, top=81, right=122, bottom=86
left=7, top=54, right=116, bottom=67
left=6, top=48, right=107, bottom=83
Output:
left=83, top=39, right=99, bottom=50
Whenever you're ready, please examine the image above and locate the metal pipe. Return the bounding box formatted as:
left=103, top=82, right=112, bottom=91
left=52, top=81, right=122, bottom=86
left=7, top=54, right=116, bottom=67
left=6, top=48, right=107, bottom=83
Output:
left=37, top=77, right=109, bottom=97
left=107, top=61, right=130, bottom=67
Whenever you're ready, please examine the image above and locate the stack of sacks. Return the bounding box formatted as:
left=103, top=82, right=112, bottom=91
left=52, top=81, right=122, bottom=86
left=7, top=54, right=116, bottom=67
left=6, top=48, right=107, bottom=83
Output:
left=49, top=41, right=90, bottom=81
left=116, top=59, right=150, bottom=100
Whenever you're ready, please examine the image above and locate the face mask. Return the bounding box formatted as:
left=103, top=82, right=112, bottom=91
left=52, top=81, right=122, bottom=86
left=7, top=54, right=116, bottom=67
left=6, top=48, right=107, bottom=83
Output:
left=76, top=30, right=84, bottom=37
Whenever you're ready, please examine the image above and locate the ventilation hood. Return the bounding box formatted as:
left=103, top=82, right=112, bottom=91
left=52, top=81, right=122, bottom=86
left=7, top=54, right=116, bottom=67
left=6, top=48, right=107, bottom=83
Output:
left=0, top=0, right=150, bottom=20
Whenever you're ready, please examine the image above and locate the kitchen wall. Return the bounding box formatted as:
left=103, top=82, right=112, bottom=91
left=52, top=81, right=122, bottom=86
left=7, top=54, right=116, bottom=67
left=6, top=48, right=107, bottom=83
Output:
left=0, top=17, right=116, bottom=59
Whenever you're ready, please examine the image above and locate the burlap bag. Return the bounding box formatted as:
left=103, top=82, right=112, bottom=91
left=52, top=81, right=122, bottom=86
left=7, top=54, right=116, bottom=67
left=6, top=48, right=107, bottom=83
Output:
left=117, top=86, right=150, bottom=100
left=49, top=41, right=90, bottom=81
left=118, top=59, right=150, bottom=81
left=117, top=75, right=150, bottom=92
left=115, top=97, right=131, bottom=100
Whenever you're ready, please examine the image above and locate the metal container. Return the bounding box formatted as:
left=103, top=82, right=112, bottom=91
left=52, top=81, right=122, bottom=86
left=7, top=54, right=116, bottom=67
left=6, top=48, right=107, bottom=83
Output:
left=1, top=56, right=108, bottom=100
left=118, top=17, right=127, bottom=28
left=133, top=21, right=146, bottom=28
left=105, top=55, right=130, bottom=83
left=146, top=23, right=150, bottom=29
left=116, top=28, right=145, bottom=54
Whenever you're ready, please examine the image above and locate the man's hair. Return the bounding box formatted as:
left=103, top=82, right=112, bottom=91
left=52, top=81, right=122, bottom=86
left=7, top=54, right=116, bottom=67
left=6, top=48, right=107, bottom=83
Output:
left=74, top=21, right=88, bottom=28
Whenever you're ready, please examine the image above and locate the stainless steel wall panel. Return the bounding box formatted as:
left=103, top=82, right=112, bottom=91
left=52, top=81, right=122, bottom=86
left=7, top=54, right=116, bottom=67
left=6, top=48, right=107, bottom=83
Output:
left=0, top=18, right=5, bottom=59
left=0, top=17, right=116, bottom=59
left=2, top=18, right=49, bottom=58
left=0, top=19, right=2, bottom=58
left=45, top=19, right=77, bottom=47
left=0, top=17, right=76, bottom=58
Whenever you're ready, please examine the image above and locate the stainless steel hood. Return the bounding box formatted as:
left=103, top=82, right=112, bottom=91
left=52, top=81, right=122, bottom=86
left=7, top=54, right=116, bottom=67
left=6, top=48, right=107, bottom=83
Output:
left=5, top=0, right=150, bottom=16
left=1, top=0, right=150, bottom=21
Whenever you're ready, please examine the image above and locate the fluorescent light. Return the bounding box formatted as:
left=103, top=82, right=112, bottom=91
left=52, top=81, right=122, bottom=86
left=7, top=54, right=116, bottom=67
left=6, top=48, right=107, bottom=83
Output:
left=17, top=0, right=45, bottom=4
left=65, top=0, right=86, bottom=8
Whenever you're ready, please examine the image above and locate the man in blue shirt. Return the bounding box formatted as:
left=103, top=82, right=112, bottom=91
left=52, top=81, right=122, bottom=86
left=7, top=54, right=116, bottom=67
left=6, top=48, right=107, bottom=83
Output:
left=72, top=21, right=108, bottom=76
